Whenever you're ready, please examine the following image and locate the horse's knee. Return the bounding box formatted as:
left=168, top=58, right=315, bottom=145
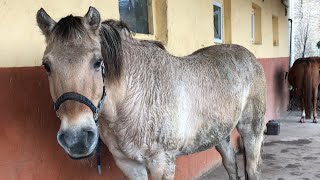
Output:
left=163, top=164, right=175, bottom=180
left=114, top=158, right=147, bottom=180
left=147, top=152, right=176, bottom=180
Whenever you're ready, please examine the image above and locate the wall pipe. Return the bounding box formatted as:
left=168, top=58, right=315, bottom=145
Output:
left=288, top=18, right=293, bottom=69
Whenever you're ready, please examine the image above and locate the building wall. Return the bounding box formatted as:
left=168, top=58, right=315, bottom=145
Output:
left=0, top=0, right=289, bottom=66
left=231, top=0, right=289, bottom=58
left=0, top=0, right=289, bottom=179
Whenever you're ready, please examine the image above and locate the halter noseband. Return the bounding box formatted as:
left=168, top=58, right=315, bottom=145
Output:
left=52, top=62, right=106, bottom=125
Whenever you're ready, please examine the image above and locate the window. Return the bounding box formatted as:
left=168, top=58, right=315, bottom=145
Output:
left=119, top=0, right=153, bottom=34
left=213, top=2, right=223, bottom=43
left=251, top=3, right=262, bottom=44
left=272, top=15, right=279, bottom=46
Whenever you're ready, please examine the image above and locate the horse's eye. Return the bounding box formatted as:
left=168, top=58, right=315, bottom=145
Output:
left=93, top=59, right=102, bottom=69
left=42, top=63, right=51, bottom=73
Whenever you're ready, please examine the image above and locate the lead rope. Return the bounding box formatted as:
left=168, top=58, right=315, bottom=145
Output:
left=96, top=137, right=102, bottom=175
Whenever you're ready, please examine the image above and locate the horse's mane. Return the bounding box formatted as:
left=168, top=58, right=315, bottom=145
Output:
left=103, top=19, right=166, bottom=50
left=48, top=16, right=165, bottom=81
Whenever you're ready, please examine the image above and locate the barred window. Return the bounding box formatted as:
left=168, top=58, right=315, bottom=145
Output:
left=213, top=2, right=223, bottom=43
left=119, top=0, right=152, bottom=34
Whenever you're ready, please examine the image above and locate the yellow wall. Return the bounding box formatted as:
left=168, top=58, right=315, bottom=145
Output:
left=231, top=0, right=289, bottom=58
left=0, top=0, right=288, bottom=67
left=0, top=0, right=119, bottom=67
left=166, top=0, right=214, bottom=56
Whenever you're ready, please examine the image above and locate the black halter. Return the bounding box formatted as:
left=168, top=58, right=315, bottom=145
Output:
left=52, top=62, right=106, bottom=175
left=52, top=62, right=106, bottom=124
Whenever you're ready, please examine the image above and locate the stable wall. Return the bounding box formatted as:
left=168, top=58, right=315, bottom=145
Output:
left=259, top=57, right=289, bottom=121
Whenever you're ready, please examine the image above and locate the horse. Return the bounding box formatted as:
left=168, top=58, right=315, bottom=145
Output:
left=36, top=7, right=266, bottom=180
left=288, top=57, right=320, bottom=123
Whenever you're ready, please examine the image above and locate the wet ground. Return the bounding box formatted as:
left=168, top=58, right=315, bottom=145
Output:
left=199, top=111, right=320, bottom=180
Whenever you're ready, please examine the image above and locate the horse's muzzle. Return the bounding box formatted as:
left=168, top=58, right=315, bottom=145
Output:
left=57, top=127, right=98, bottom=159
left=68, top=149, right=96, bottom=160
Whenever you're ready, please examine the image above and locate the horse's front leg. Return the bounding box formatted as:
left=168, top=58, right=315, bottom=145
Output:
left=99, top=124, right=148, bottom=180
left=313, top=86, right=318, bottom=123
left=147, top=151, right=176, bottom=180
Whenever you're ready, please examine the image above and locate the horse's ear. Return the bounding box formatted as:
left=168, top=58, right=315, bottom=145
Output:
left=83, top=6, right=101, bottom=34
left=36, top=8, right=56, bottom=38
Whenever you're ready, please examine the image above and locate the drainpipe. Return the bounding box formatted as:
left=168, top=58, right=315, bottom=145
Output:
left=288, top=18, right=293, bottom=69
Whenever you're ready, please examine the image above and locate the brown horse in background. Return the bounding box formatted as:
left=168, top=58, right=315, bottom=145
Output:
left=288, top=57, right=320, bottom=123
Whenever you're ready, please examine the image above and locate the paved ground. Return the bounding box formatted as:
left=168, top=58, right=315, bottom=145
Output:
left=199, top=111, right=320, bottom=180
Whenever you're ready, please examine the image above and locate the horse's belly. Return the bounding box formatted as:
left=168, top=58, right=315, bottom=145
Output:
left=177, top=117, right=237, bottom=155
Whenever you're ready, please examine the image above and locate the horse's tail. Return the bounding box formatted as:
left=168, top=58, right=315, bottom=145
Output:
left=304, top=61, right=313, bottom=119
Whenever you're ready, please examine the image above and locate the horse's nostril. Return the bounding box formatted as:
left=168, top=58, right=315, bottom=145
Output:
left=84, top=129, right=95, bottom=147
left=57, top=132, right=68, bottom=148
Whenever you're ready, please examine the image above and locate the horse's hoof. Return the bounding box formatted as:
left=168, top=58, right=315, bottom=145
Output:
left=313, top=118, right=318, bottom=123
left=299, top=119, right=305, bottom=123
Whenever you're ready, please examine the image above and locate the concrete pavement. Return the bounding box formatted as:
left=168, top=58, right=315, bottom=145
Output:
left=199, top=111, right=320, bottom=180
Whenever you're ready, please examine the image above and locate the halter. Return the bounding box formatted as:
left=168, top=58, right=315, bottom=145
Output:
left=53, top=62, right=106, bottom=123
left=52, top=62, right=106, bottom=175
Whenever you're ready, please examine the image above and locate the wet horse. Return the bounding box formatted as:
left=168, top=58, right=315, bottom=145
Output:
left=36, top=7, right=266, bottom=180
left=288, top=57, right=320, bottom=123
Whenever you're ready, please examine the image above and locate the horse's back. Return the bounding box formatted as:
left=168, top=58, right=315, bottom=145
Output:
left=185, top=44, right=264, bottom=90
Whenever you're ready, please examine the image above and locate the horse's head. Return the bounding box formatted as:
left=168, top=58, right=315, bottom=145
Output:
left=36, top=7, right=105, bottom=159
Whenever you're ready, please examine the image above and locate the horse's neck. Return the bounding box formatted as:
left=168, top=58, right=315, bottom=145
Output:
left=106, top=42, right=172, bottom=142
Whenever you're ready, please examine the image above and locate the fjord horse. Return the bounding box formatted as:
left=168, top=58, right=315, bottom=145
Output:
left=36, top=7, right=266, bottom=180
left=288, top=57, right=320, bottom=123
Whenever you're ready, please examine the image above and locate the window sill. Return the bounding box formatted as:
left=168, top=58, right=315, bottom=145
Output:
left=252, top=42, right=262, bottom=45
left=214, top=38, right=223, bottom=44
left=133, top=33, right=156, bottom=41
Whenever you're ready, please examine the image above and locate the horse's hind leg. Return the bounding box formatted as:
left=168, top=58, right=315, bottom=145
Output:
left=237, top=122, right=264, bottom=180
left=216, top=136, right=239, bottom=180
left=298, top=88, right=305, bottom=123
left=313, top=86, right=318, bottom=123
left=237, top=100, right=265, bottom=180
